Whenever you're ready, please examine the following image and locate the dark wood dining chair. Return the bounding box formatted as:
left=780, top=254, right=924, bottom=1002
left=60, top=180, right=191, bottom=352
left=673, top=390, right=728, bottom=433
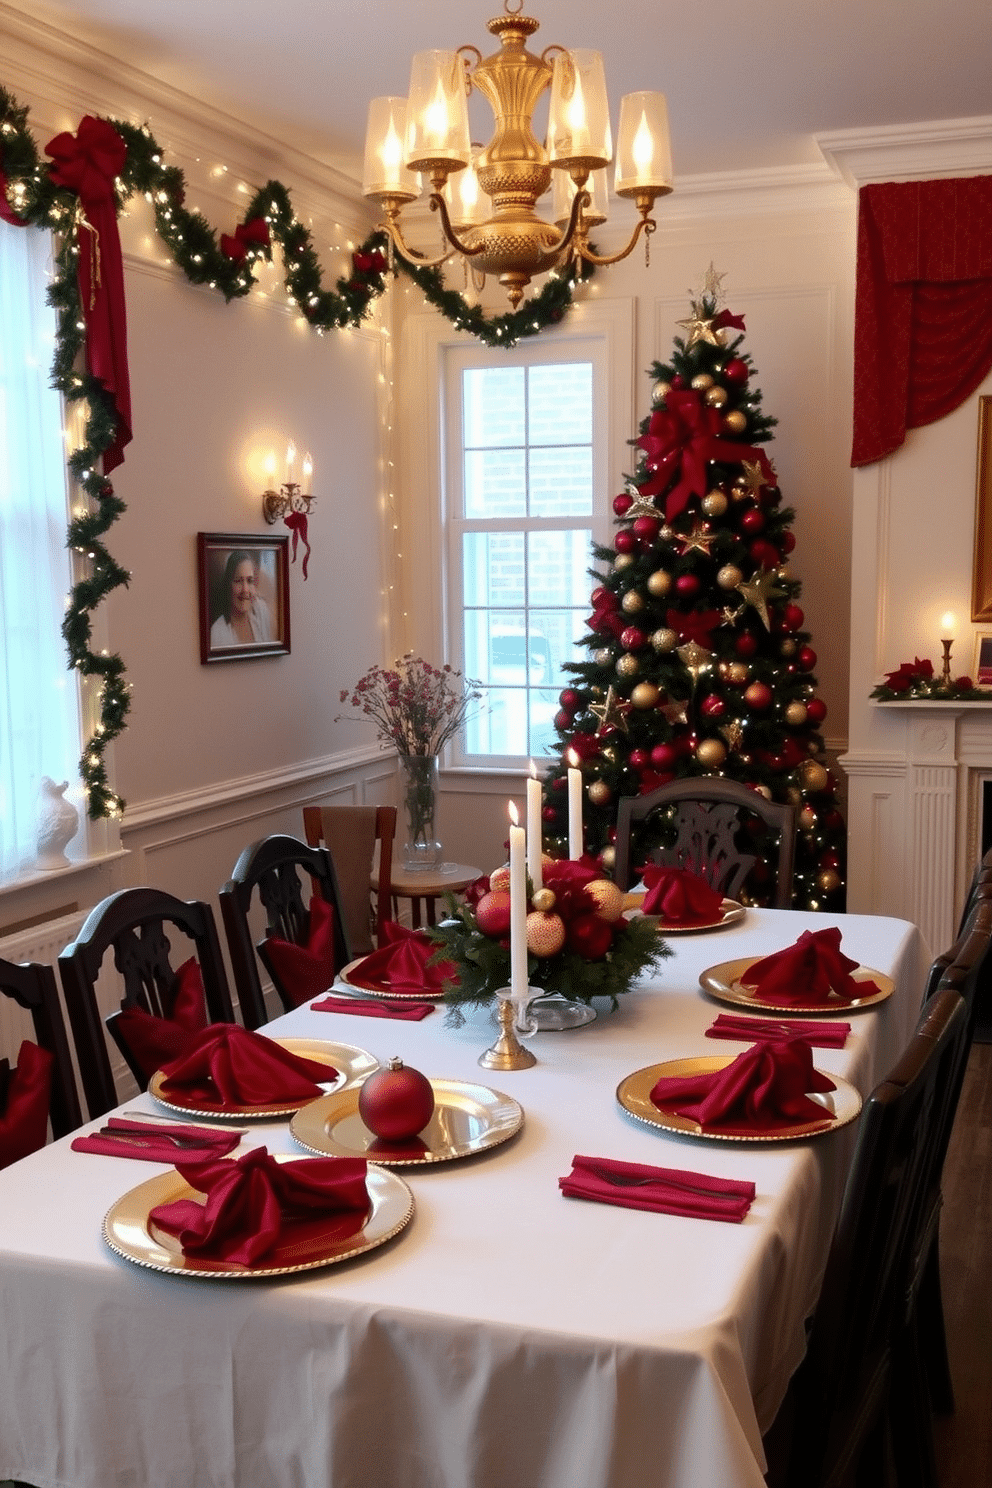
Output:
left=302, top=804, right=396, bottom=956
left=219, top=833, right=350, bottom=1028
left=765, top=987, right=970, bottom=1488
left=613, top=776, right=797, bottom=908
left=58, top=888, right=235, bottom=1120
left=0, top=956, right=82, bottom=1140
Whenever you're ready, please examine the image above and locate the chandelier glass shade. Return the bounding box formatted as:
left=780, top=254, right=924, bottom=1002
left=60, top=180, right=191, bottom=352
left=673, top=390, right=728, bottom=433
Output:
left=361, top=2, right=673, bottom=308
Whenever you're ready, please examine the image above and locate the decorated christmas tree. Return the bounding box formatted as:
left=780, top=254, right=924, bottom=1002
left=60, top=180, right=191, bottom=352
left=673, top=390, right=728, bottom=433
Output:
left=541, top=268, right=846, bottom=912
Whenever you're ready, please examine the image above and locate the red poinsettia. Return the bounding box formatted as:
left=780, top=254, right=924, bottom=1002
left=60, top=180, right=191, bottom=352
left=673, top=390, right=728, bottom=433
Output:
left=882, top=657, right=934, bottom=693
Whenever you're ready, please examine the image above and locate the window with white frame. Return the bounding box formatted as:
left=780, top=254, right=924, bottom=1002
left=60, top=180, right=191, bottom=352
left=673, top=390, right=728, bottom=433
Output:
left=443, top=336, right=610, bottom=766
left=0, top=219, right=82, bottom=879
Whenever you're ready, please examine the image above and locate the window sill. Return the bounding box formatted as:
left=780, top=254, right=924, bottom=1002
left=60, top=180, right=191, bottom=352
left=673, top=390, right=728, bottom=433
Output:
left=0, top=848, right=129, bottom=902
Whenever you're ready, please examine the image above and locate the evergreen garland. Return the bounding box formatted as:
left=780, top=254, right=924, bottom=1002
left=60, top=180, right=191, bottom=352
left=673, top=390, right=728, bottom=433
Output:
left=0, top=83, right=590, bottom=819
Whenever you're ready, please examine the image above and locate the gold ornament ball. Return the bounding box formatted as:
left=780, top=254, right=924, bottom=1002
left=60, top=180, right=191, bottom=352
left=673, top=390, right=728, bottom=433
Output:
left=587, top=779, right=612, bottom=806
left=703, top=490, right=728, bottom=517
left=817, top=868, right=842, bottom=894
left=691, top=373, right=713, bottom=391
left=786, top=787, right=803, bottom=806
left=593, top=648, right=613, bottom=666
left=723, top=410, right=748, bottom=434
left=801, top=760, right=829, bottom=792
left=599, top=844, right=616, bottom=872
left=613, top=553, right=634, bottom=573
left=584, top=878, right=626, bottom=922
left=651, top=627, right=679, bottom=653
left=647, top=568, right=672, bottom=597
left=526, top=911, right=566, bottom=957
left=799, top=806, right=816, bottom=831
left=785, top=702, right=808, bottom=726
left=531, top=887, right=557, bottom=913
left=695, top=737, right=728, bottom=767
left=717, top=564, right=744, bottom=590
left=621, top=589, right=646, bottom=614
left=780, top=638, right=797, bottom=658
left=727, top=662, right=750, bottom=685
left=651, top=381, right=671, bottom=406
left=616, top=653, right=640, bottom=678
left=705, top=385, right=729, bottom=408
left=630, top=681, right=661, bottom=709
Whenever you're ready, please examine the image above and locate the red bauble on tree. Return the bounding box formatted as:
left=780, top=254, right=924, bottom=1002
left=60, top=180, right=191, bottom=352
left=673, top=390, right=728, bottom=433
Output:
left=724, top=357, right=749, bottom=385
left=613, top=493, right=634, bottom=516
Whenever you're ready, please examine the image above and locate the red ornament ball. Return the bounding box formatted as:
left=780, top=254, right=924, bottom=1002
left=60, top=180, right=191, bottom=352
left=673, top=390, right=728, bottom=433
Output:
left=358, top=1058, right=435, bottom=1141
left=650, top=742, right=680, bottom=770
left=750, top=540, right=780, bottom=569
left=613, top=492, right=634, bottom=516
left=542, top=805, right=557, bottom=822
left=700, top=693, right=727, bottom=719
left=559, top=688, right=581, bottom=710
left=475, top=891, right=512, bottom=937
left=798, top=646, right=818, bottom=671
left=554, top=709, right=572, bottom=731
left=806, top=698, right=828, bottom=724
left=671, top=374, right=686, bottom=390
left=614, top=529, right=636, bottom=554
left=620, top=626, right=647, bottom=651
left=782, top=603, right=805, bottom=631
left=632, top=515, right=661, bottom=543
left=735, top=632, right=759, bottom=658
left=781, top=530, right=796, bottom=553
left=744, top=681, right=773, bottom=710
left=628, top=748, right=650, bottom=770
left=724, top=358, right=749, bottom=385
left=675, top=573, right=701, bottom=598
left=740, top=509, right=765, bottom=535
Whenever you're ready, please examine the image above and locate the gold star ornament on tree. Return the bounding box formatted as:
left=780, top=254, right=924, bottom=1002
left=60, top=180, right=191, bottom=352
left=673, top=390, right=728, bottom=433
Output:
left=589, top=685, right=630, bottom=735
left=676, top=301, right=721, bottom=350
left=735, top=570, right=787, bottom=630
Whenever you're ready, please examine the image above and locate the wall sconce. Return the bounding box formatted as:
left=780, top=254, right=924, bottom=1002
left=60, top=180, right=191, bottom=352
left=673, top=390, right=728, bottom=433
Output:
left=261, top=442, right=314, bottom=525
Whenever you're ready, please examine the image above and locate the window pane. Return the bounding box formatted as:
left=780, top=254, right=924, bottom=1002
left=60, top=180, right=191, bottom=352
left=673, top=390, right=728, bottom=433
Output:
left=528, top=445, right=592, bottom=516
left=463, top=531, right=525, bottom=608
left=463, top=366, right=525, bottom=447
left=527, top=530, right=592, bottom=606
left=463, top=447, right=525, bottom=518
left=528, top=363, right=592, bottom=445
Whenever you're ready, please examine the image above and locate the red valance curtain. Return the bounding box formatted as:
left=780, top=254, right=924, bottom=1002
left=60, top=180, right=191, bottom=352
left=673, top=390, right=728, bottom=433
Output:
left=851, top=175, right=992, bottom=468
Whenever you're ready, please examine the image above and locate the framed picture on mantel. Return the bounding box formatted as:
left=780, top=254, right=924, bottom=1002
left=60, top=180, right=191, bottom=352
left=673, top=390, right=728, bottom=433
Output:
left=971, top=397, right=992, bottom=621
left=198, top=533, right=290, bottom=664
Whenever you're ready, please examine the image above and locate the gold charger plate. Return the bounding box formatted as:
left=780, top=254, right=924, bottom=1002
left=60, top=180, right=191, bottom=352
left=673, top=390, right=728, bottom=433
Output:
left=103, top=1157, right=413, bottom=1278
left=639, top=899, right=746, bottom=935
left=149, top=1038, right=379, bottom=1121
left=339, top=957, right=447, bottom=1001
left=617, top=1055, right=862, bottom=1143
left=699, top=956, right=894, bottom=1015
left=290, top=1078, right=523, bottom=1166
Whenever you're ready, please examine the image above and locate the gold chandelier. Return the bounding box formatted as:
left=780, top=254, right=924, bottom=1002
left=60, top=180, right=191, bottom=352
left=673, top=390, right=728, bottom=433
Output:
left=362, top=1, right=673, bottom=308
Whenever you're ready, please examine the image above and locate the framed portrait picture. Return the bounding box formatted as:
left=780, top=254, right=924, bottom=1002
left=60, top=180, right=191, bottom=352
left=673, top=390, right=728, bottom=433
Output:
left=971, top=397, right=992, bottom=621
left=197, top=533, right=291, bottom=664
left=972, top=631, right=992, bottom=690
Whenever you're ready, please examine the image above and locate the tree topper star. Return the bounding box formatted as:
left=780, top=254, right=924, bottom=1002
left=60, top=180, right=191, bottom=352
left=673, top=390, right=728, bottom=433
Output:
left=676, top=300, right=721, bottom=350
left=701, top=264, right=726, bottom=301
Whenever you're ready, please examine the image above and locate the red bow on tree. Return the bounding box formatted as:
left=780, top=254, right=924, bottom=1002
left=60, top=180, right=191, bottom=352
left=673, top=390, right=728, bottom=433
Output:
left=636, top=387, right=774, bottom=522
left=713, top=308, right=747, bottom=333
left=666, top=608, right=723, bottom=648
left=220, top=217, right=270, bottom=262
left=46, top=116, right=131, bottom=472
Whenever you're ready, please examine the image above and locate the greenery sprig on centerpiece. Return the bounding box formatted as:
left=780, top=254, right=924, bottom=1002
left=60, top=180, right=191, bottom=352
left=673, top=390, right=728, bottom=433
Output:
left=428, top=863, right=670, bottom=1025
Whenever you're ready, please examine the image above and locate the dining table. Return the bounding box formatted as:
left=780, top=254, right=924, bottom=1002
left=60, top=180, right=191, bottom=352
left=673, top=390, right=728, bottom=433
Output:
left=0, top=906, right=930, bottom=1488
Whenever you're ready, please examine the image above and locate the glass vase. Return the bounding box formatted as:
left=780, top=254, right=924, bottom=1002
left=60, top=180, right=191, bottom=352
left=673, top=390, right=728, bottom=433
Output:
left=398, top=754, right=442, bottom=872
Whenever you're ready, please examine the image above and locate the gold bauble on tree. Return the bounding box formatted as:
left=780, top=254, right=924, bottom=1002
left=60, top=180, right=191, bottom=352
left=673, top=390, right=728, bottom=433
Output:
left=717, top=564, right=744, bottom=590
left=780, top=638, right=797, bottom=658
left=695, top=737, right=728, bottom=767
left=702, top=489, right=728, bottom=517
left=616, top=653, right=640, bottom=678
left=531, top=887, right=556, bottom=913
left=651, top=627, right=679, bottom=652
left=613, top=553, right=634, bottom=573
left=801, top=759, right=829, bottom=793
left=705, top=385, right=729, bottom=408
left=587, top=779, right=612, bottom=806
left=594, top=648, right=613, bottom=666
left=799, top=806, right=816, bottom=831
left=652, top=381, right=670, bottom=406
left=723, top=410, right=748, bottom=434
left=817, top=868, right=842, bottom=894
left=599, top=844, right=616, bottom=872
left=785, top=702, right=808, bottom=726
left=691, top=373, right=713, bottom=391
left=647, top=568, right=672, bottom=597
left=621, top=589, right=646, bottom=615
left=726, top=662, right=750, bottom=685
left=630, top=681, right=661, bottom=709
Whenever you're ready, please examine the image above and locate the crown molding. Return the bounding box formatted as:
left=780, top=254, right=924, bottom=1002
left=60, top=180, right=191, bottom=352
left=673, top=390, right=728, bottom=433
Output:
left=816, top=115, right=992, bottom=188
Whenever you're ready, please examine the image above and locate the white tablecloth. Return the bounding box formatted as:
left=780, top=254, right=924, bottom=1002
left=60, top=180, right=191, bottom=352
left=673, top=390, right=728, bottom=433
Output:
left=0, top=909, right=929, bottom=1488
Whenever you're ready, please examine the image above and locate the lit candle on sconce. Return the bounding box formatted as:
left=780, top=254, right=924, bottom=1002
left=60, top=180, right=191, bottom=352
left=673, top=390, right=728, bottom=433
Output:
left=263, top=451, right=277, bottom=488
left=526, top=761, right=543, bottom=891
left=285, top=441, right=298, bottom=487
left=508, top=801, right=528, bottom=1003
left=302, top=451, right=313, bottom=496
left=566, top=748, right=583, bottom=861
left=939, top=611, right=956, bottom=689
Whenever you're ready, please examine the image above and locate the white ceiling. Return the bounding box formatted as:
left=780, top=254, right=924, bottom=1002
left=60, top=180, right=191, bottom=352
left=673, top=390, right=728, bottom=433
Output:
left=9, top=0, right=992, bottom=183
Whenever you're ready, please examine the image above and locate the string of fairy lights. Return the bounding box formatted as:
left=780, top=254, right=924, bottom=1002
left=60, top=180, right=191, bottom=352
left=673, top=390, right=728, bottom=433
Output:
left=0, top=83, right=593, bottom=819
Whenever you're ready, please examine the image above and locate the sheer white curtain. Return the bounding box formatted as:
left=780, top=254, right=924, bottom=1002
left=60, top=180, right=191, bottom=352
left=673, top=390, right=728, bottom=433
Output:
left=0, top=220, right=82, bottom=878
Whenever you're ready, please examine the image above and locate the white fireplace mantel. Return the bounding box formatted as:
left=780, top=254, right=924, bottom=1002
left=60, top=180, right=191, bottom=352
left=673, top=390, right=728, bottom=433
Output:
left=840, top=700, right=992, bottom=954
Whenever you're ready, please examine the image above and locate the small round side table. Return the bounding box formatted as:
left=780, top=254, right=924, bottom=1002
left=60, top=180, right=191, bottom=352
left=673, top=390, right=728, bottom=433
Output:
left=384, top=862, right=483, bottom=929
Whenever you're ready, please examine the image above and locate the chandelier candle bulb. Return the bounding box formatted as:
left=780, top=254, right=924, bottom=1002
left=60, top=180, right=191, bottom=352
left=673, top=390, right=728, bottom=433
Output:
left=567, top=748, right=583, bottom=860
left=527, top=764, right=544, bottom=890
left=508, top=802, right=528, bottom=1003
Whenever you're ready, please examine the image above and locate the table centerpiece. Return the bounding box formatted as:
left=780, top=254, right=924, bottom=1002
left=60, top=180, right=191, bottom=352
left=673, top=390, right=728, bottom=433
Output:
left=427, top=858, right=670, bottom=1025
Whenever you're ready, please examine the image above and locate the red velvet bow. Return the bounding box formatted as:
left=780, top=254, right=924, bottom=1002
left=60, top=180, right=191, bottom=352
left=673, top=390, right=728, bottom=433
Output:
left=636, top=387, right=775, bottom=522
left=666, top=607, right=723, bottom=648
left=45, top=116, right=131, bottom=472
left=589, top=590, right=623, bottom=636
left=283, top=510, right=311, bottom=579
left=713, top=308, right=747, bottom=332
left=220, top=216, right=270, bottom=262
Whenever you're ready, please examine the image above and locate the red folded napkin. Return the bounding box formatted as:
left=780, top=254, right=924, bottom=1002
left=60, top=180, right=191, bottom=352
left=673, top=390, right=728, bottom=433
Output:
left=0, top=1041, right=53, bottom=1170
left=113, top=958, right=209, bottom=1078
left=649, top=1039, right=836, bottom=1132
left=705, top=1013, right=851, bottom=1049
left=346, top=921, right=456, bottom=997
left=742, top=927, right=881, bottom=1005
left=640, top=865, right=725, bottom=924
left=559, top=1154, right=755, bottom=1222
left=157, top=1025, right=335, bottom=1106
left=264, top=894, right=337, bottom=1006
left=149, top=1146, right=370, bottom=1266
left=71, top=1116, right=241, bottom=1163
left=311, top=994, right=434, bottom=1021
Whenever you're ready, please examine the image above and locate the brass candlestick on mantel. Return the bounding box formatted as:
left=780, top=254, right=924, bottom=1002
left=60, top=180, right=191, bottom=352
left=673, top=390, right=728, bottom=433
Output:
left=479, top=993, right=537, bottom=1071
left=938, top=611, right=956, bottom=691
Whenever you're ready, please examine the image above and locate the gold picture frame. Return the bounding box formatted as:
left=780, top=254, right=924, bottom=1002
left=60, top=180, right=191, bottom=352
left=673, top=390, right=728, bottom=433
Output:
left=973, top=631, right=992, bottom=690
left=970, top=397, right=992, bottom=620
